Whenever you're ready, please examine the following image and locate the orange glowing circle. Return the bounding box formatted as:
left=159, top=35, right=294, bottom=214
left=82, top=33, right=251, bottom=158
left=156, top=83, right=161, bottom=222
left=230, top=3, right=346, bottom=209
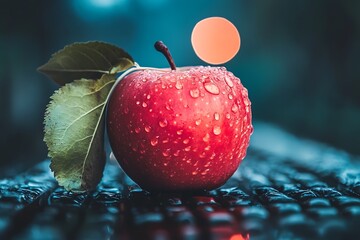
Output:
left=230, top=233, right=250, bottom=240
left=191, top=17, right=241, bottom=65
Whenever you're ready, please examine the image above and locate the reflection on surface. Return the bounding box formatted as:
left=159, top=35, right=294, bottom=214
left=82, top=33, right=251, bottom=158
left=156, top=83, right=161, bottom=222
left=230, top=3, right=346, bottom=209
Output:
left=230, top=233, right=250, bottom=240
left=2, top=124, right=360, bottom=239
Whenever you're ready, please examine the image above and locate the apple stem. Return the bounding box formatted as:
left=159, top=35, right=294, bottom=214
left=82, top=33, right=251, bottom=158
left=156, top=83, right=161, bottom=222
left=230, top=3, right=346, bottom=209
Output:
left=155, top=41, right=176, bottom=70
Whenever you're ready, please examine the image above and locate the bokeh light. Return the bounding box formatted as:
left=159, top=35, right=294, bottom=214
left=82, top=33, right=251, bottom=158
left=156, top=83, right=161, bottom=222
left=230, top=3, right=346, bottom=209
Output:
left=229, top=233, right=250, bottom=240
left=72, top=0, right=129, bottom=21
left=89, top=0, right=119, bottom=8
left=137, top=0, right=168, bottom=10
left=191, top=17, right=240, bottom=65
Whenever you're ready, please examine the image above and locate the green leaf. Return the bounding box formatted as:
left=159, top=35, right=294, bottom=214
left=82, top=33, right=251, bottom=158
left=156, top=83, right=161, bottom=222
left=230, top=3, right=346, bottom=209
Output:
left=44, top=74, right=116, bottom=192
left=38, top=41, right=134, bottom=85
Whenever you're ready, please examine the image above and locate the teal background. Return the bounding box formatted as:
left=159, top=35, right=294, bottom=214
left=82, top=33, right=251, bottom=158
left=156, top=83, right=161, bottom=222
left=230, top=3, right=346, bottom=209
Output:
left=0, top=0, right=359, bottom=175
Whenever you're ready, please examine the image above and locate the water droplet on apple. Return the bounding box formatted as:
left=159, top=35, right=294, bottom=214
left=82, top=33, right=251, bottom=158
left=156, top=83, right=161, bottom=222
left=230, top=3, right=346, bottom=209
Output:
left=135, top=127, right=141, bottom=133
left=201, top=75, right=209, bottom=83
left=228, top=94, right=233, bottom=100
left=203, top=133, right=210, bottom=142
left=136, top=101, right=140, bottom=105
left=192, top=171, right=198, bottom=175
left=226, top=113, right=231, bottom=119
left=150, top=138, right=158, bottom=146
left=144, top=125, right=151, bottom=133
left=163, top=162, right=168, bottom=166
left=225, top=76, right=234, bottom=88
left=199, top=152, right=206, bottom=158
left=146, top=94, right=151, bottom=99
left=213, top=126, right=221, bottom=135
left=189, top=89, right=200, bottom=98
left=204, top=82, right=220, bottom=95
left=176, top=129, right=183, bottom=135
left=241, top=88, right=248, bottom=97
left=183, top=139, right=190, bottom=144
left=173, top=150, right=180, bottom=156
left=231, top=104, right=238, bottom=113
left=204, top=145, right=211, bottom=151
left=162, top=149, right=171, bottom=157
left=243, top=98, right=250, bottom=106
left=201, top=170, right=208, bottom=175
left=175, top=81, right=183, bottom=90
left=214, top=112, right=220, bottom=120
left=142, top=102, right=147, bottom=108
left=165, top=103, right=172, bottom=111
left=159, top=119, right=168, bottom=127
left=195, top=119, right=202, bottom=126
left=184, top=146, right=191, bottom=152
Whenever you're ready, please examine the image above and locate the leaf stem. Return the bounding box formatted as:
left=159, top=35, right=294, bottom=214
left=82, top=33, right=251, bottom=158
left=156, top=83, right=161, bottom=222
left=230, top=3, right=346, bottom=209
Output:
left=107, top=65, right=171, bottom=102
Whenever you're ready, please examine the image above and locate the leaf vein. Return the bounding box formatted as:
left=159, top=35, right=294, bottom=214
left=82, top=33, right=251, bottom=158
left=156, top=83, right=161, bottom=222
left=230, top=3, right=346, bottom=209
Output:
left=65, top=134, right=93, bottom=152
left=58, top=102, right=105, bottom=142
left=83, top=79, right=115, bottom=96
left=86, top=46, right=113, bottom=69
left=80, top=102, right=106, bottom=183
left=73, top=49, right=100, bottom=69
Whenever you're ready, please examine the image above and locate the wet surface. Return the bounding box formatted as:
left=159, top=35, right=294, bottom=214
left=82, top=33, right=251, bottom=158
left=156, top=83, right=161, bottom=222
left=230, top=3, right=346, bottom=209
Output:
left=1, top=122, right=360, bottom=239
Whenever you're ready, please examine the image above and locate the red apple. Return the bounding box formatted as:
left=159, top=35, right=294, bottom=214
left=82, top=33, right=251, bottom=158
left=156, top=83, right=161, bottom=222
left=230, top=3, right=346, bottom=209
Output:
left=107, top=41, right=252, bottom=191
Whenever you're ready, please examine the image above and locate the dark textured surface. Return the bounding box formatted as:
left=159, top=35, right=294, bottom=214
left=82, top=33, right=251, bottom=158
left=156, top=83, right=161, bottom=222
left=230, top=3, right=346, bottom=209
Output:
left=1, top=123, right=360, bottom=240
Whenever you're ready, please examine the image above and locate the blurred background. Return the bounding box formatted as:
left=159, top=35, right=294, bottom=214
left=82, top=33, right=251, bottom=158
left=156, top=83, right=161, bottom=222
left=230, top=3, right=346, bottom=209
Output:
left=0, top=0, right=359, bottom=176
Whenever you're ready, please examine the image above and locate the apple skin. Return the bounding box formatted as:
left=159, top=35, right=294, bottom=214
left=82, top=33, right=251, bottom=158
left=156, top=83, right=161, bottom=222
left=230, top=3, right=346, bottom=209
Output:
left=107, top=66, right=252, bottom=191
